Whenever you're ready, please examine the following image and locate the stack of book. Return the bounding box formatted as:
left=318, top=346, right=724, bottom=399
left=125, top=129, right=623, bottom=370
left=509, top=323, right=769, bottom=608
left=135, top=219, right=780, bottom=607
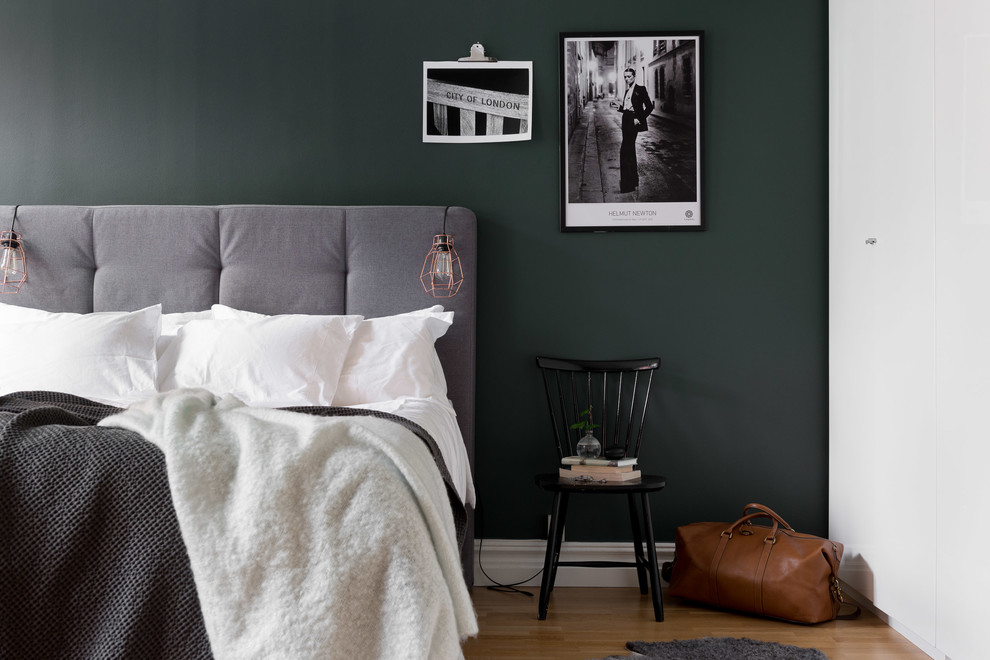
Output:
left=559, top=455, right=641, bottom=482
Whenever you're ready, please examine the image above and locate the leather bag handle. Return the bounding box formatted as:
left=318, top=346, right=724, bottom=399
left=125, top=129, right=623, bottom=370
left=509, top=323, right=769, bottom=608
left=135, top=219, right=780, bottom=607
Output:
left=742, top=503, right=794, bottom=531
left=722, top=511, right=780, bottom=540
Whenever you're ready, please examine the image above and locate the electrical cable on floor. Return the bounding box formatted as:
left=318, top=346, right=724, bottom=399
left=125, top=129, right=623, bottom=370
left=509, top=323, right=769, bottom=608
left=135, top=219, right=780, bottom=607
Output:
left=477, top=536, right=542, bottom=597
left=474, top=489, right=543, bottom=597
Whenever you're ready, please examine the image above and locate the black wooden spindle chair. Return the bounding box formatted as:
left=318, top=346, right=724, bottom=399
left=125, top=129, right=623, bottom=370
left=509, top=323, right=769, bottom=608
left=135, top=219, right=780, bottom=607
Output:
left=534, top=356, right=665, bottom=622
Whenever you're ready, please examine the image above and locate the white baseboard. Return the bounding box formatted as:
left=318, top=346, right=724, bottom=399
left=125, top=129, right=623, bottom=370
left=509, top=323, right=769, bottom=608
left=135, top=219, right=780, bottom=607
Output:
left=837, top=580, right=944, bottom=660
left=473, top=538, right=675, bottom=588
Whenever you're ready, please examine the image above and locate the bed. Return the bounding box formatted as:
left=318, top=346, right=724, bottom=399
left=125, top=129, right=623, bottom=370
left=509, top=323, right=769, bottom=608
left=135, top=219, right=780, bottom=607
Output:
left=0, top=204, right=478, bottom=659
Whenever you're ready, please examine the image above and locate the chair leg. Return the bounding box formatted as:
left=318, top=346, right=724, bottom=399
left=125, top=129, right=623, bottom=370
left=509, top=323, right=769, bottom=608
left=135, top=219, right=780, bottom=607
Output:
left=547, top=493, right=568, bottom=591
left=627, top=493, right=649, bottom=594
left=538, top=492, right=567, bottom=620
left=640, top=492, right=664, bottom=622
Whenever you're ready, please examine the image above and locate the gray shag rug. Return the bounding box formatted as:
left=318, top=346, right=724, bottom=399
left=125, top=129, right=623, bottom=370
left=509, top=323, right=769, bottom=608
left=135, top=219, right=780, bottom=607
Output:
left=600, top=637, right=829, bottom=659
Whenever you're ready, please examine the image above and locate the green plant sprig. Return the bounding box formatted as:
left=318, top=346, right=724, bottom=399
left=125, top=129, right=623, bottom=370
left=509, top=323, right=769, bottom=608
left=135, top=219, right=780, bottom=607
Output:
left=569, top=406, right=600, bottom=433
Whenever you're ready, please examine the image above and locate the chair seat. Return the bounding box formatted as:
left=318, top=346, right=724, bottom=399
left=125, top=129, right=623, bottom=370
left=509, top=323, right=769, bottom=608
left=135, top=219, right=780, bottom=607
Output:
left=535, top=473, right=666, bottom=494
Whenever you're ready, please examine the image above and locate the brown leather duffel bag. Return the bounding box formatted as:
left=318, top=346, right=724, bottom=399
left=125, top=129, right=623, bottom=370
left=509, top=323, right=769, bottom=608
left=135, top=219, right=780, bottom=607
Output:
left=667, top=503, right=849, bottom=624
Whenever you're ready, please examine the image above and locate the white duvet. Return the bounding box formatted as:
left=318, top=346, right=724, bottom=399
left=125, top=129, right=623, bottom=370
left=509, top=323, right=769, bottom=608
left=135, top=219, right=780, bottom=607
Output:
left=100, top=388, right=478, bottom=660
left=354, top=396, right=476, bottom=507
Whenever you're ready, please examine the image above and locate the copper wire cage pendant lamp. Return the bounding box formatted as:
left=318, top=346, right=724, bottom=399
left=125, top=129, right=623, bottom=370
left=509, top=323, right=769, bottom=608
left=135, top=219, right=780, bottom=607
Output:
left=420, top=206, right=464, bottom=298
left=1, top=206, right=27, bottom=294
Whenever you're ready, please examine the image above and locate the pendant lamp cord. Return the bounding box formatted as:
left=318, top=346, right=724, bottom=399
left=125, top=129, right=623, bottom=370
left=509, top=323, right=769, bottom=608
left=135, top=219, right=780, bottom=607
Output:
left=442, top=205, right=451, bottom=234
left=10, top=205, right=18, bottom=233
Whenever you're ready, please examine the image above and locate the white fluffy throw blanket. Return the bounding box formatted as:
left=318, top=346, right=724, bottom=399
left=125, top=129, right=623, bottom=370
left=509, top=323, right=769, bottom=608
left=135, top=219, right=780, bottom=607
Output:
left=100, top=389, right=477, bottom=659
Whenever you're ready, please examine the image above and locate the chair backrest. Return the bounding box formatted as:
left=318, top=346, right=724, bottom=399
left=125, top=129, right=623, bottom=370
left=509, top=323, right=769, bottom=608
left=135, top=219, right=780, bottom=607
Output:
left=537, top=356, right=660, bottom=461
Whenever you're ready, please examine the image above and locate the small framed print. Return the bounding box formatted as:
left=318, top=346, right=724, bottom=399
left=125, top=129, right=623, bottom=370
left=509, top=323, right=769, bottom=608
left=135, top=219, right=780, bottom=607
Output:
left=560, top=31, right=704, bottom=231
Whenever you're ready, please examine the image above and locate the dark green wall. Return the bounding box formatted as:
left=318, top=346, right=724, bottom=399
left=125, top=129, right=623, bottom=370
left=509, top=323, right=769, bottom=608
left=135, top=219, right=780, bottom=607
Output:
left=0, top=1, right=828, bottom=540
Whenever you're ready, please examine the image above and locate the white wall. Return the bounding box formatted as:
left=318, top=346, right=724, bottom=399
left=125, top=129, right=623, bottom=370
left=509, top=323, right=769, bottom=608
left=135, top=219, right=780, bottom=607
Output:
left=830, top=1, right=990, bottom=658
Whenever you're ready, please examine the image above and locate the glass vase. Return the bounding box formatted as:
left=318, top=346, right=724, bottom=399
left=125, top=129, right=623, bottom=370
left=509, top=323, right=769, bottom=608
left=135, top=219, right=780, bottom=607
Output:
left=576, top=430, right=602, bottom=458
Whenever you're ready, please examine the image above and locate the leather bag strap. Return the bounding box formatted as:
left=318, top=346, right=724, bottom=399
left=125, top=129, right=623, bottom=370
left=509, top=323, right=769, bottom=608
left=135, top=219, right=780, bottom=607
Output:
left=708, top=529, right=733, bottom=605
left=709, top=515, right=780, bottom=608
left=753, top=528, right=778, bottom=614
left=823, top=541, right=862, bottom=619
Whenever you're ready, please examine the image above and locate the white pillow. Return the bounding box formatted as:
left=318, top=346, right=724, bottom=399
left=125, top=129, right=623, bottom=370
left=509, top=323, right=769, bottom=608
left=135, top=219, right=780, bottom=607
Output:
left=161, top=310, right=214, bottom=336
left=158, top=310, right=213, bottom=359
left=159, top=313, right=363, bottom=407
left=213, top=304, right=453, bottom=405
left=0, top=303, right=162, bottom=406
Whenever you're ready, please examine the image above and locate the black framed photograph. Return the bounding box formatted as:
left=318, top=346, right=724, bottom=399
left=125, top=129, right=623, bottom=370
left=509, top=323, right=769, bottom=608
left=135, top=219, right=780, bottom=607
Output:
left=560, top=31, right=703, bottom=231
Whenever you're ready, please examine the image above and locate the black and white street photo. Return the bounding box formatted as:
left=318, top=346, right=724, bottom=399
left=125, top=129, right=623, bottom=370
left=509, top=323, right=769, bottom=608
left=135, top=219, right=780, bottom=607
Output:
left=560, top=32, right=703, bottom=231
left=424, top=61, right=533, bottom=143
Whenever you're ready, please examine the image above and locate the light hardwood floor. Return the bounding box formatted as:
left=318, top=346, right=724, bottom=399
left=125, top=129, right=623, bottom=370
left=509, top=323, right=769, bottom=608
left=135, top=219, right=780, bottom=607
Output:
left=463, top=587, right=930, bottom=659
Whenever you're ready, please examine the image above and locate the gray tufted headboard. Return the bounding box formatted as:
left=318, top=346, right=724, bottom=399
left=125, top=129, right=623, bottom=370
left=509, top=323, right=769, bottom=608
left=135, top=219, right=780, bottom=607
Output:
left=2, top=204, right=477, bottom=581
